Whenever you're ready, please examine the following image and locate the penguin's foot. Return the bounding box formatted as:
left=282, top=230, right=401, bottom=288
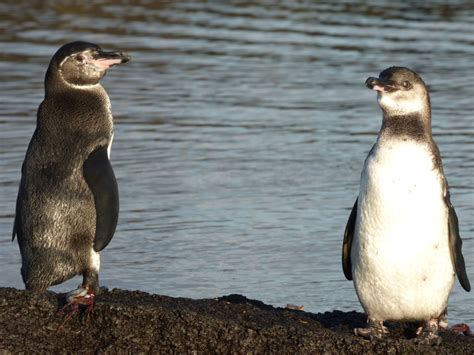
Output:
left=415, top=318, right=441, bottom=345
left=439, top=313, right=448, bottom=329
left=64, top=286, right=96, bottom=306
left=354, top=319, right=389, bottom=340
left=57, top=285, right=96, bottom=328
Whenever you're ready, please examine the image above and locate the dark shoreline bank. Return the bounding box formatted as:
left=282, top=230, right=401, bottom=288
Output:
left=0, top=287, right=471, bottom=353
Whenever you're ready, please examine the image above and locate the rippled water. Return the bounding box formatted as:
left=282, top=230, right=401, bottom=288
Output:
left=0, top=1, right=473, bottom=324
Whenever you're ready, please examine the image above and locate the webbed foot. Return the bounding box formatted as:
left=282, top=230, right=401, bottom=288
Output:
left=415, top=318, right=441, bottom=345
left=57, top=285, right=96, bottom=330
left=355, top=319, right=389, bottom=340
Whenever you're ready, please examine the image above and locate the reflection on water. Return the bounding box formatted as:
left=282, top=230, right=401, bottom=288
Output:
left=0, top=1, right=473, bottom=324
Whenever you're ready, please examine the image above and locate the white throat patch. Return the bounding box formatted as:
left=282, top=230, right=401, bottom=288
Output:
left=378, top=93, right=424, bottom=115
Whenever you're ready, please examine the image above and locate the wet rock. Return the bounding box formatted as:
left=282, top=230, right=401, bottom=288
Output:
left=0, top=287, right=472, bottom=353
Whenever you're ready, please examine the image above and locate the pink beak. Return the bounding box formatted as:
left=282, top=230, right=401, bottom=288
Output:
left=92, top=50, right=131, bottom=69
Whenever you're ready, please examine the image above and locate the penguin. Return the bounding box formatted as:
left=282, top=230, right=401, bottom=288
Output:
left=12, top=41, right=130, bottom=305
left=342, top=67, right=471, bottom=343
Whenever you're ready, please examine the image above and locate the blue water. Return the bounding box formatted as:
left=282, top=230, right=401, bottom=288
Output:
left=0, top=1, right=473, bottom=325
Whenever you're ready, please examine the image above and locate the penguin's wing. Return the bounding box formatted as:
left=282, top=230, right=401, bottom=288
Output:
left=12, top=166, right=25, bottom=242
left=83, top=146, right=119, bottom=252
left=12, top=220, right=16, bottom=241
left=444, top=187, right=471, bottom=292
left=12, top=205, right=18, bottom=241
left=342, top=198, right=358, bottom=280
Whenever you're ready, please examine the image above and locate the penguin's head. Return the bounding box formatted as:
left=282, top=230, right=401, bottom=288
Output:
left=365, top=67, right=430, bottom=117
left=47, top=41, right=131, bottom=88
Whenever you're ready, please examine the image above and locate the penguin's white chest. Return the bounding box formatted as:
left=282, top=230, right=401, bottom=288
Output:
left=352, top=139, right=455, bottom=321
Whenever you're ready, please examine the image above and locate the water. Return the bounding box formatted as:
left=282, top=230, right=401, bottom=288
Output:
left=0, top=1, right=473, bottom=325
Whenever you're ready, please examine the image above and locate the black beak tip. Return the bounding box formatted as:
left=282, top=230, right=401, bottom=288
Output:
left=120, top=52, right=131, bottom=63
left=365, top=77, right=378, bottom=89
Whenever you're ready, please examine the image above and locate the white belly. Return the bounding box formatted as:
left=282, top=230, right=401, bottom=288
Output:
left=352, top=139, right=455, bottom=321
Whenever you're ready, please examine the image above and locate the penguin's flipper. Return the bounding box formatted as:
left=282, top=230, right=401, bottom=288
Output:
left=12, top=172, right=24, bottom=242
left=445, top=192, right=471, bottom=292
left=342, top=198, right=358, bottom=281
left=12, top=215, right=17, bottom=241
left=83, top=146, right=119, bottom=252
left=12, top=198, right=18, bottom=241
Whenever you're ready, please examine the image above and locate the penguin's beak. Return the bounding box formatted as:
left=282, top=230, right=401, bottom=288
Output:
left=365, top=77, right=397, bottom=93
left=92, top=51, right=131, bottom=69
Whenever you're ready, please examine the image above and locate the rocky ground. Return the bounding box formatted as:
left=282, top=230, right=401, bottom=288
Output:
left=0, top=287, right=472, bottom=353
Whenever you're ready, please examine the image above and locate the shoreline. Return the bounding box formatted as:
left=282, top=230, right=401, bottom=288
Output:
left=0, top=287, right=472, bottom=353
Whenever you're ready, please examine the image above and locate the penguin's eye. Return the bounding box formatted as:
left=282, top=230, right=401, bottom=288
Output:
left=402, top=81, right=411, bottom=89
left=75, top=54, right=85, bottom=63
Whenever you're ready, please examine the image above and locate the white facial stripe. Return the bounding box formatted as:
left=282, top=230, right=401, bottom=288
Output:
left=58, top=50, right=93, bottom=67
left=378, top=93, right=424, bottom=114
left=58, top=53, right=77, bottom=68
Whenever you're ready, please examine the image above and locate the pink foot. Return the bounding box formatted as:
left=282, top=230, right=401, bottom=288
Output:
left=416, top=318, right=441, bottom=345
left=57, top=286, right=96, bottom=330
left=354, top=319, right=389, bottom=340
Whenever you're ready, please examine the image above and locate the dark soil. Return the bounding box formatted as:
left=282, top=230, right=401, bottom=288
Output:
left=0, top=287, right=472, bottom=353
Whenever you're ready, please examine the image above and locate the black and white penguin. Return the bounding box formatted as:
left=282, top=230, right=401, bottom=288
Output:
left=342, top=67, right=471, bottom=343
left=12, top=41, right=130, bottom=304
